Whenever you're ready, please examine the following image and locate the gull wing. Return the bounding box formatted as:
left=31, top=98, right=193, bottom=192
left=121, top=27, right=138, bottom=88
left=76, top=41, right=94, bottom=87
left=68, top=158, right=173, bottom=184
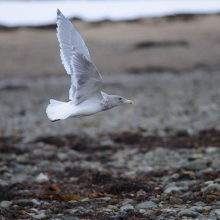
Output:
left=56, top=9, right=91, bottom=100
left=70, top=48, right=103, bottom=105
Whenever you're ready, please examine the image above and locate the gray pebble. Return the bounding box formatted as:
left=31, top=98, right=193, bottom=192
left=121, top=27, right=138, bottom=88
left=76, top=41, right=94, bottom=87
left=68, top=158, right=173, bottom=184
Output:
left=68, top=209, right=78, bottom=214
left=215, top=209, right=220, bottom=215
left=181, top=159, right=210, bottom=171
left=202, top=184, right=220, bottom=193
left=190, top=206, right=205, bottom=213
left=0, top=201, right=12, bottom=208
left=62, top=217, right=80, bottom=220
left=178, top=209, right=200, bottom=218
left=120, top=204, right=134, bottom=212
left=15, top=199, right=34, bottom=207
left=164, top=186, right=181, bottom=194
left=136, top=201, right=157, bottom=209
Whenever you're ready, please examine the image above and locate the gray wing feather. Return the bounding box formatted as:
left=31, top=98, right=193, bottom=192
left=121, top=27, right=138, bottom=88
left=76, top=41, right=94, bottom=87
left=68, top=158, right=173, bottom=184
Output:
left=57, top=9, right=91, bottom=100
left=70, top=48, right=103, bottom=105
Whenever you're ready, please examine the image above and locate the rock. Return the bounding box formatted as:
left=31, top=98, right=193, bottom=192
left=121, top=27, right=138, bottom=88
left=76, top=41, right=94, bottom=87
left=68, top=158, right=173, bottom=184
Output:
left=107, top=205, right=119, bottom=211
left=203, top=206, right=212, bottom=211
left=0, top=201, right=12, bottom=208
left=62, top=217, right=79, bottom=220
left=120, top=204, right=134, bottom=212
left=164, top=186, right=181, bottom=194
left=36, top=173, right=49, bottom=183
left=121, top=199, right=136, bottom=206
left=142, top=210, right=155, bottom=217
left=181, top=159, right=210, bottom=171
left=45, top=209, right=52, bottom=215
left=0, top=166, right=9, bottom=174
left=190, top=206, right=205, bottom=213
left=31, top=199, right=41, bottom=205
left=15, top=199, right=34, bottom=207
left=100, top=138, right=115, bottom=147
left=56, top=153, right=68, bottom=161
left=68, top=209, right=78, bottom=214
left=136, top=201, right=157, bottom=209
left=139, top=209, right=147, bottom=214
left=202, top=184, right=220, bottom=192
left=178, top=209, right=200, bottom=218
left=99, top=197, right=112, bottom=201
left=150, top=198, right=160, bottom=204
left=32, top=214, right=46, bottom=219
left=194, top=201, right=206, bottom=207
left=137, top=189, right=147, bottom=196
left=215, top=209, right=220, bottom=215
left=170, top=196, right=183, bottom=204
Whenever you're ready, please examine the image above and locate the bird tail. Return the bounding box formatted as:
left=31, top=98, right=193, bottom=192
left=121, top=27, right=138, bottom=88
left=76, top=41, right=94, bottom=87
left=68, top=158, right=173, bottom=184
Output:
left=46, top=99, right=73, bottom=122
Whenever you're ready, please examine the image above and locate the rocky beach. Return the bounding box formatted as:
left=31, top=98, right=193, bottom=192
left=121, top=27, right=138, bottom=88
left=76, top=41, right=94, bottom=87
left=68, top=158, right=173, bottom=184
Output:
left=0, top=13, right=220, bottom=219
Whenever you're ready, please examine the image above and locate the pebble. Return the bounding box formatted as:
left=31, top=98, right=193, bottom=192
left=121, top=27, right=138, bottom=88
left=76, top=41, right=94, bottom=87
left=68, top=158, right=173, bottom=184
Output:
left=215, top=209, right=220, bottom=215
left=164, top=186, right=181, bottom=194
left=62, top=217, right=80, bottom=220
left=190, top=206, right=205, bottom=213
left=0, top=201, right=12, bottom=208
left=142, top=210, right=155, bottom=217
left=32, top=213, right=46, bottom=219
left=107, top=205, right=119, bottom=211
left=99, top=197, right=112, bottom=201
left=120, top=204, right=134, bottom=212
left=68, top=209, right=78, bottom=214
left=202, top=184, right=220, bottom=193
left=121, top=199, right=136, bottom=206
left=136, top=201, right=157, bottom=209
left=45, top=209, right=52, bottom=215
left=170, top=196, right=183, bottom=204
left=177, top=209, right=200, bottom=218
left=15, top=199, right=34, bottom=207
left=181, top=160, right=210, bottom=171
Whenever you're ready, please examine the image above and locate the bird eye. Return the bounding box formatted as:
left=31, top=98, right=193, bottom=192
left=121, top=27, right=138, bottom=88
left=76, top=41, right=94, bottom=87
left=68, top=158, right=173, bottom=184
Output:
left=118, top=97, right=122, bottom=100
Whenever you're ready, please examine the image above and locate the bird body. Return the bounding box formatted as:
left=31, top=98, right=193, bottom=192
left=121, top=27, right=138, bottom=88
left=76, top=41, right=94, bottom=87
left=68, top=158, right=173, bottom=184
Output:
left=46, top=9, right=133, bottom=122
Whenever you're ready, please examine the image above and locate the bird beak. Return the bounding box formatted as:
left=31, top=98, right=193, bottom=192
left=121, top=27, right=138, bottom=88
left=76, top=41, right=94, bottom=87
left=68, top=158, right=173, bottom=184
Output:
left=124, top=100, right=133, bottom=104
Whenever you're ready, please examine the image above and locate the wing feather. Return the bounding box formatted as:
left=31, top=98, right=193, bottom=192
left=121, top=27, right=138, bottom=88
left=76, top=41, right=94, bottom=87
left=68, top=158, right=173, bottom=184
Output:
left=56, top=9, right=91, bottom=100
left=70, top=49, right=103, bottom=105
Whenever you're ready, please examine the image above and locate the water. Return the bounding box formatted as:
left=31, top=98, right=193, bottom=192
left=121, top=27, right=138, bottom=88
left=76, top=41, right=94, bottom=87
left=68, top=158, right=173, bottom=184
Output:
left=0, top=1, right=220, bottom=26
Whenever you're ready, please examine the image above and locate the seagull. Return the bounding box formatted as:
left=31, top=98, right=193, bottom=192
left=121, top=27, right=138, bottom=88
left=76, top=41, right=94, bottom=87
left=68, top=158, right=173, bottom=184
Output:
left=46, top=9, right=133, bottom=122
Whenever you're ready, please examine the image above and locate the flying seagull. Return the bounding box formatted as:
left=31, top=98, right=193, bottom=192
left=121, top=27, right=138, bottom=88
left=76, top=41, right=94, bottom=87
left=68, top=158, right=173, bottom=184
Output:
left=46, top=9, right=133, bottom=122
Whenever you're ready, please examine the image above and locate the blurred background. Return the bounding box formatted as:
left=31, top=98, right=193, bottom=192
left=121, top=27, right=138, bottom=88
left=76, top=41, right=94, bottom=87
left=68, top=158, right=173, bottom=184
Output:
left=0, top=0, right=220, bottom=139
left=1, top=2, right=220, bottom=217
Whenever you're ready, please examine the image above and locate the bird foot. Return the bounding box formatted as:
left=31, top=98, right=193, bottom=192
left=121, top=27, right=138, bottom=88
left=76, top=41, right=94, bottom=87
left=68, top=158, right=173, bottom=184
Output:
left=50, top=119, right=60, bottom=122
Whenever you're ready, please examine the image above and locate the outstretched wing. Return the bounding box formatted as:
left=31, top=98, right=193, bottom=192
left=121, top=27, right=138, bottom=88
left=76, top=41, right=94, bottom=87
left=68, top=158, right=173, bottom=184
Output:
left=56, top=9, right=91, bottom=100
left=70, top=48, right=103, bottom=105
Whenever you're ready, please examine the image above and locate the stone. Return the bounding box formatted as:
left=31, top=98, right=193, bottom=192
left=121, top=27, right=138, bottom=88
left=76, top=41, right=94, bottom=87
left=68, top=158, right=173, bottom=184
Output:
left=99, top=197, right=111, bottom=201
left=202, top=184, right=220, bottom=193
left=137, top=189, right=147, bottom=196
left=181, top=160, right=210, bottom=171
left=56, top=153, right=68, bottom=161
left=164, top=186, right=181, bottom=194
left=215, top=209, right=220, bottom=215
left=190, top=206, right=205, bottom=213
left=203, top=206, right=212, bottom=211
left=62, top=217, right=80, bottom=220
left=68, top=209, right=78, bottom=214
left=120, top=204, right=134, bottom=212
left=107, top=205, right=119, bottom=211
left=45, top=209, right=52, bottom=215
left=15, top=199, right=34, bottom=207
left=170, top=196, right=183, bottom=204
left=32, top=214, right=46, bottom=219
left=136, top=201, right=157, bottom=209
left=139, top=209, right=147, bottom=214
left=0, top=166, right=9, bottom=174
left=178, top=209, right=200, bottom=218
left=31, top=199, right=41, bottom=205
left=142, top=210, right=155, bottom=217
left=150, top=198, right=160, bottom=204
left=100, top=138, right=115, bottom=147
left=121, top=199, right=136, bottom=206
left=0, top=201, right=12, bottom=208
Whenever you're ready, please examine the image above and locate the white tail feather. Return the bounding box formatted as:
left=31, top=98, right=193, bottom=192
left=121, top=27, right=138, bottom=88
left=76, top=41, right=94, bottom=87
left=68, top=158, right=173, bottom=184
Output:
left=46, top=99, right=73, bottom=121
